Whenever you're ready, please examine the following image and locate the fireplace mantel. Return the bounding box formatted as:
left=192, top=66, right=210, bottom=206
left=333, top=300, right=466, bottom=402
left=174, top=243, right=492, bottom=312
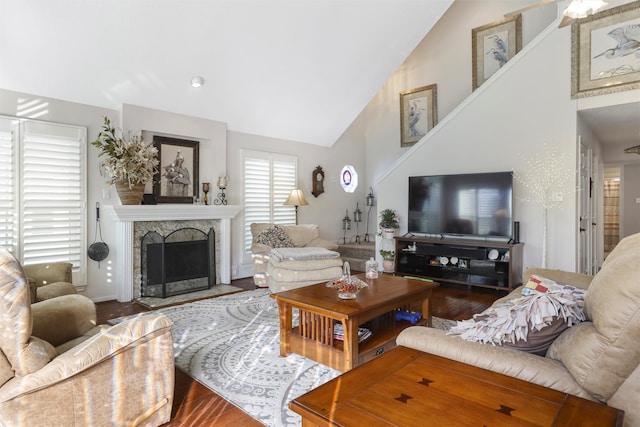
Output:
left=103, top=204, right=242, bottom=302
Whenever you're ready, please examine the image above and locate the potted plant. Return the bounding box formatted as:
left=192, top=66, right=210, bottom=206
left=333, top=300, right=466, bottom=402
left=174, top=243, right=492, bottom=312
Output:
left=379, top=249, right=395, bottom=272
left=92, top=117, right=159, bottom=205
left=379, top=208, right=399, bottom=239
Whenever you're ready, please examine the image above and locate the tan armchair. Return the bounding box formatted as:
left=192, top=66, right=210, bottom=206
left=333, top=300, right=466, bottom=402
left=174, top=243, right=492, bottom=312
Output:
left=22, top=261, right=76, bottom=302
left=250, top=223, right=342, bottom=292
left=0, top=247, right=175, bottom=426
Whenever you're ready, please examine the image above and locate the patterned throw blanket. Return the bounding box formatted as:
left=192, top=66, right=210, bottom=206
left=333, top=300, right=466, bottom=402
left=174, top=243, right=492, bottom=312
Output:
left=447, top=276, right=586, bottom=346
left=269, top=247, right=340, bottom=262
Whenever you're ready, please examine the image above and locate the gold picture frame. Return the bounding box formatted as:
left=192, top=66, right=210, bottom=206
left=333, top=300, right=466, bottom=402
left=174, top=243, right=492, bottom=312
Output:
left=571, top=1, right=640, bottom=99
left=399, top=84, right=437, bottom=147
left=472, top=15, right=522, bottom=91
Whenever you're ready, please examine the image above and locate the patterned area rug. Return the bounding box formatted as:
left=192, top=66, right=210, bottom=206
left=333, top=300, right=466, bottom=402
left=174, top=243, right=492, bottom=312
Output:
left=158, top=288, right=453, bottom=426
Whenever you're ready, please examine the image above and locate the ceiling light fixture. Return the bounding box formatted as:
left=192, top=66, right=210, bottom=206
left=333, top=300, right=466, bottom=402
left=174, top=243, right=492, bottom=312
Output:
left=563, top=0, right=607, bottom=19
left=191, top=76, right=204, bottom=88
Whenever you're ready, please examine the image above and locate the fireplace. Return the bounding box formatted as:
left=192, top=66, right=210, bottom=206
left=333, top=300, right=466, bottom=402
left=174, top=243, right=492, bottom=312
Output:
left=141, top=227, right=216, bottom=298
left=103, top=204, right=242, bottom=302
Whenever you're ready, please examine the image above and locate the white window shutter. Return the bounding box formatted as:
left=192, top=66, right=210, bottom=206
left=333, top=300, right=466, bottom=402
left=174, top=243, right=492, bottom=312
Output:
left=0, top=116, right=87, bottom=286
left=0, top=117, right=17, bottom=253
left=243, top=150, right=297, bottom=251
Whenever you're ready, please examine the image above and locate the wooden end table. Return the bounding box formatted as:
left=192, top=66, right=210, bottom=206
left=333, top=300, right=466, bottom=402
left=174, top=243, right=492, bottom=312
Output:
left=272, top=274, right=438, bottom=372
left=290, top=346, right=624, bottom=426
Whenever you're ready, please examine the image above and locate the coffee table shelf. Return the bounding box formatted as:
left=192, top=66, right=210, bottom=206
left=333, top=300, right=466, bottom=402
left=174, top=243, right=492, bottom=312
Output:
left=273, top=274, right=438, bottom=372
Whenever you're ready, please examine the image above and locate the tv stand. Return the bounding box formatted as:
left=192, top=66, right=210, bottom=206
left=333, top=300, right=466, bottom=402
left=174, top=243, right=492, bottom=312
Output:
left=394, top=236, right=523, bottom=291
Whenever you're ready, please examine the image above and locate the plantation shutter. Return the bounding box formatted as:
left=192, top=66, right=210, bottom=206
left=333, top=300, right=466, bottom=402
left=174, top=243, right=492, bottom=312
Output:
left=21, top=120, right=86, bottom=269
left=0, top=117, right=17, bottom=253
left=243, top=150, right=297, bottom=251
left=0, top=116, right=87, bottom=284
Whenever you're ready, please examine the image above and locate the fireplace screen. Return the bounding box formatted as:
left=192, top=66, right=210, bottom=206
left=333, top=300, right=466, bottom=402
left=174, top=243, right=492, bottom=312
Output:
left=141, top=227, right=215, bottom=298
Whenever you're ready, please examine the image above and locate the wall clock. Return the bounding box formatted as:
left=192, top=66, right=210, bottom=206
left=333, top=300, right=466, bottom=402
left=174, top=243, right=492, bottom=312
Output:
left=312, top=165, right=325, bottom=198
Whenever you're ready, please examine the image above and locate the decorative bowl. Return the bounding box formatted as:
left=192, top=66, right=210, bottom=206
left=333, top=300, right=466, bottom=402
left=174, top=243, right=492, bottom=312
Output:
left=326, top=276, right=368, bottom=299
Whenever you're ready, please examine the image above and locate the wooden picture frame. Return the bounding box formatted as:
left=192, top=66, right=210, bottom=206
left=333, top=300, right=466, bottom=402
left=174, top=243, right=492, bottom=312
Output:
left=399, top=84, right=437, bottom=147
left=153, top=135, right=199, bottom=204
left=571, top=1, right=640, bottom=99
left=472, top=15, right=522, bottom=91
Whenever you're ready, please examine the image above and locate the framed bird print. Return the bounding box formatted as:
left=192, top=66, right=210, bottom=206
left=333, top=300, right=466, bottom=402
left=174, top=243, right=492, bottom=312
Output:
left=472, top=15, right=522, bottom=91
left=571, top=1, right=640, bottom=98
left=399, top=84, right=437, bottom=147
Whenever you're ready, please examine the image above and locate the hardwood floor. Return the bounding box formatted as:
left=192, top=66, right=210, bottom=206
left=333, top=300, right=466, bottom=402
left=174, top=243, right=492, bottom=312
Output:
left=95, top=277, right=506, bottom=426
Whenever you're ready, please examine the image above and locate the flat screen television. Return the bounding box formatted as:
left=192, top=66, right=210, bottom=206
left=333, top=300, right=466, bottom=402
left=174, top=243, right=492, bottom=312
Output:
left=408, top=172, right=513, bottom=239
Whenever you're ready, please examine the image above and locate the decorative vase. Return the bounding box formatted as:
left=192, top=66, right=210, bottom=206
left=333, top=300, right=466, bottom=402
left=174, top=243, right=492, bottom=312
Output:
left=382, top=259, right=394, bottom=272
left=115, top=180, right=145, bottom=205
left=381, top=228, right=397, bottom=239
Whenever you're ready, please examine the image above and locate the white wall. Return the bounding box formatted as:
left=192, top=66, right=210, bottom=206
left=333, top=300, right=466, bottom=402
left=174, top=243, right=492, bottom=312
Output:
left=226, top=116, right=366, bottom=278
left=356, top=0, right=557, bottom=201
left=377, top=22, right=579, bottom=272
left=346, top=0, right=639, bottom=273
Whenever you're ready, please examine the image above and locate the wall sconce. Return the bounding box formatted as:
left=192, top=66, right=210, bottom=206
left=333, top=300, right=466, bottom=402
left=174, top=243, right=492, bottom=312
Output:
left=214, top=176, right=228, bottom=205
left=283, top=188, right=309, bottom=224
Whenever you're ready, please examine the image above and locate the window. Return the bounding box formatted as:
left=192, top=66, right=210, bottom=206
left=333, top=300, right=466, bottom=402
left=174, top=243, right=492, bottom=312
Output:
left=243, top=150, right=297, bottom=251
left=0, top=116, right=87, bottom=284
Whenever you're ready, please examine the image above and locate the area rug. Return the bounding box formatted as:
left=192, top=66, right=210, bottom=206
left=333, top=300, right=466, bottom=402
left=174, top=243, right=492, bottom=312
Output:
left=157, top=288, right=453, bottom=426
left=135, top=283, right=243, bottom=308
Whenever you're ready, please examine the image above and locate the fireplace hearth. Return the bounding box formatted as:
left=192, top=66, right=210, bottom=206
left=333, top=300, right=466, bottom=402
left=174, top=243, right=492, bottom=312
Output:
left=141, top=227, right=216, bottom=298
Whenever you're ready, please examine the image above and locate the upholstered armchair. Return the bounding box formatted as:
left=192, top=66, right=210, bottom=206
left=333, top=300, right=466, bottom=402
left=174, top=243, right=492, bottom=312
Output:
left=0, top=247, right=175, bottom=426
left=22, top=261, right=77, bottom=303
left=250, top=223, right=342, bottom=292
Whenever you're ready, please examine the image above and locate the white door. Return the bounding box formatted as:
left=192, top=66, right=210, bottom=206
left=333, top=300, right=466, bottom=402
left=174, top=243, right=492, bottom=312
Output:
left=578, top=139, right=597, bottom=275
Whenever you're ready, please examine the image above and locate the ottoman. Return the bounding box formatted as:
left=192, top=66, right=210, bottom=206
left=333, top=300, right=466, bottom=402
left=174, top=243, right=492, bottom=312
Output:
left=266, top=247, right=343, bottom=293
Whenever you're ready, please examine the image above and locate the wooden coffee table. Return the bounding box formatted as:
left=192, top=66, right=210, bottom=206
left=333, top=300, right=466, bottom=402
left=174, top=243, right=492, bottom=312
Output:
left=290, top=346, right=624, bottom=426
left=272, top=274, right=438, bottom=372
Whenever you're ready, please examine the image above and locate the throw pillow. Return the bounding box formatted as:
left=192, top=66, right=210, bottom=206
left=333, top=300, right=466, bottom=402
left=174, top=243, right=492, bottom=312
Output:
left=253, top=226, right=294, bottom=248
left=447, top=276, right=586, bottom=355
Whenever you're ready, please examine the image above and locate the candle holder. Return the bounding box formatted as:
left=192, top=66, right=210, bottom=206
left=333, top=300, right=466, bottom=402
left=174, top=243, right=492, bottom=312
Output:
left=340, top=210, right=351, bottom=244
left=364, top=187, right=375, bottom=242
left=202, top=182, right=210, bottom=205
left=214, top=176, right=228, bottom=205
left=353, top=203, right=362, bottom=243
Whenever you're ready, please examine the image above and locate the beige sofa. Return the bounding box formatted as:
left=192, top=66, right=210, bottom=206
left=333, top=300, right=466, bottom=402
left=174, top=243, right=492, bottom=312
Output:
left=250, top=223, right=342, bottom=292
left=0, top=247, right=175, bottom=426
left=397, top=232, right=640, bottom=426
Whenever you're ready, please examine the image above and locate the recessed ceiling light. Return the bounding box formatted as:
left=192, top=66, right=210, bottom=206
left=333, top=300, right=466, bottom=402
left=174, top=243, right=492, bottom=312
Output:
left=191, top=76, right=204, bottom=88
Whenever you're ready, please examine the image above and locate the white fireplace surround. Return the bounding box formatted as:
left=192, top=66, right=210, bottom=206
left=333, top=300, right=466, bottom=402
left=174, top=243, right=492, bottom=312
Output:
left=103, top=204, right=242, bottom=302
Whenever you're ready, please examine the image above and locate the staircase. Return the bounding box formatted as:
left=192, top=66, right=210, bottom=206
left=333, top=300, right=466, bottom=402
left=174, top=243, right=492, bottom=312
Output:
left=337, top=242, right=375, bottom=272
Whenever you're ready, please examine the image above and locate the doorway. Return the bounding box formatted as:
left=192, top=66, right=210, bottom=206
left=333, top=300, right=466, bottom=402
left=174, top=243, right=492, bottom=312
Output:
left=603, top=167, right=621, bottom=259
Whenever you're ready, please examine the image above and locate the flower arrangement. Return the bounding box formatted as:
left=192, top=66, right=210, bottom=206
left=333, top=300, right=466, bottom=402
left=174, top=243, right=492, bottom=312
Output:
left=379, top=208, right=399, bottom=229
left=379, top=250, right=395, bottom=261
left=91, top=117, right=159, bottom=188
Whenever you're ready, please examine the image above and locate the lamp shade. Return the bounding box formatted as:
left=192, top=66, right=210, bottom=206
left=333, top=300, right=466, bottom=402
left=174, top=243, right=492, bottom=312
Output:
left=284, top=189, right=309, bottom=207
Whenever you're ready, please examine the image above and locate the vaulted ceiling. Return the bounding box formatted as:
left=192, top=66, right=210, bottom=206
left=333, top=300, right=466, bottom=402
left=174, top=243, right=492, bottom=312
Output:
left=0, top=0, right=454, bottom=146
